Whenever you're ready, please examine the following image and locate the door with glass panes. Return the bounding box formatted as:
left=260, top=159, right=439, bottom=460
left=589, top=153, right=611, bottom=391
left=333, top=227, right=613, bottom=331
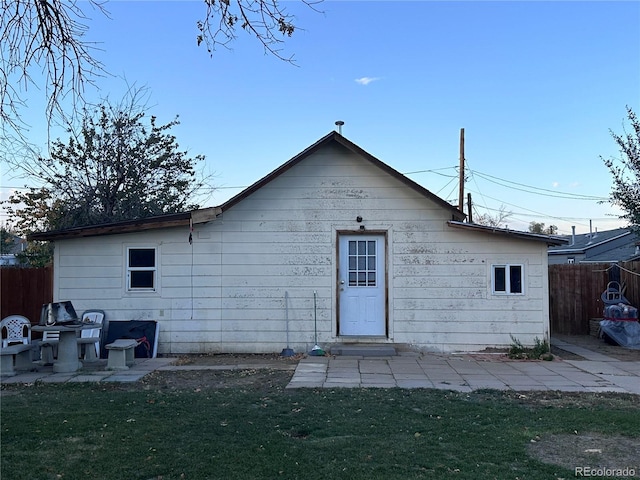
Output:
left=338, top=234, right=386, bottom=336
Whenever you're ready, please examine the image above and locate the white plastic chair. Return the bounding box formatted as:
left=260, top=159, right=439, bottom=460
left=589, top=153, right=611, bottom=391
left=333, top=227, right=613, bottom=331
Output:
left=1, top=315, right=32, bottom=347
left=77, top=310, right=105, bottom=361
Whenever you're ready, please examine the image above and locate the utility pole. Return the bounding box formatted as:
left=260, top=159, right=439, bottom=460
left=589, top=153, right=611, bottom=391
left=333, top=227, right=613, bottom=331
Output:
left=467, top=192, right=473, bottom=223
left=458, top=128, right=465, bottom=212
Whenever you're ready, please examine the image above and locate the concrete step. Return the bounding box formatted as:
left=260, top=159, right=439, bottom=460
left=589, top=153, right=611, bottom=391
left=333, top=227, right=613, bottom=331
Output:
left=329, top=344, right=397, bottom=357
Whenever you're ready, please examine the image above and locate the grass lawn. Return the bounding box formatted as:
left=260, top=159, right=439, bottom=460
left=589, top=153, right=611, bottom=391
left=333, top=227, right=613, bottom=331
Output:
left=1, top=371, right=639, bottom=480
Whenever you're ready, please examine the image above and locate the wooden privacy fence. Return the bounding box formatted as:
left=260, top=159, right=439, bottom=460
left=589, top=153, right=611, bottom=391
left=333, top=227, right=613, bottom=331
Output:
left=1, top=266, right=53, bottom=328
left=549, top=262, right=640, bottom=335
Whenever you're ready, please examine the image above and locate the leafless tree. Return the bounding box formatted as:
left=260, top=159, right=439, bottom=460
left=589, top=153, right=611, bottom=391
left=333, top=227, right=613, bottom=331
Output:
left=197, top=0, right=322, bottom=62
left=1, top=0, right=107, bottom=138
left=1, top=0, right=321, bottom=146
left=473, top=204, right=513, bottom=229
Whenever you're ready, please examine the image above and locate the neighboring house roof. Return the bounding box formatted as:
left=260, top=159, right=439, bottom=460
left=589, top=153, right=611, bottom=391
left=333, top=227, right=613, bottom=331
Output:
left=1, top=233, right=26, bottom=255
left=447, top=221, right=566, bottom=246
left=548, top=227, right=639, bottom=263
left=0, top=233, right=26, bottom=265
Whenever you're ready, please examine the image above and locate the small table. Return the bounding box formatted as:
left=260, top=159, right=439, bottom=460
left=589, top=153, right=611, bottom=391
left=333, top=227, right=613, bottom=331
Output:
left=33, top=323, right=102, bottom=373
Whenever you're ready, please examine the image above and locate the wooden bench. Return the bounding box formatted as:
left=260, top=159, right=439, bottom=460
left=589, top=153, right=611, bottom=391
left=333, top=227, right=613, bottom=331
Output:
left=0, top=344, right=36, bottom=376
left=105, top=339, right=138, bottom=370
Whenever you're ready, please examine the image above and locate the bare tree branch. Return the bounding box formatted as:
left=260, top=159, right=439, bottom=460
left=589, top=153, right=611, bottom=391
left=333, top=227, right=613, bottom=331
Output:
left=1, top=0, right=109, bottom=140
left=196, top=0, right=323, bottom=63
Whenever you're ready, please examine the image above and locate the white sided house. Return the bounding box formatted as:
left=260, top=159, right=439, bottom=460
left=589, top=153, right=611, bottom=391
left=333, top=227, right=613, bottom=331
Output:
left=31, top=132, right=564, bottom=355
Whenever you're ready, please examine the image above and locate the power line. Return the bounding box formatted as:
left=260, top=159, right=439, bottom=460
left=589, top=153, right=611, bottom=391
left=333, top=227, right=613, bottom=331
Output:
left=403, top=167, right=458, bottom=178
left=467, top=189, right=595, bottom=227
left=469, top=169, right=608, bottom=201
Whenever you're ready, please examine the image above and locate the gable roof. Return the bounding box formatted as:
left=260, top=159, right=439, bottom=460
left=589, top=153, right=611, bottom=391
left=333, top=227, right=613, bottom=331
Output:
left=220, top=131, right=466, bottom=219
left=29, top=132, right=465, bottom=241
left=447, top=221, right=567, bottom=246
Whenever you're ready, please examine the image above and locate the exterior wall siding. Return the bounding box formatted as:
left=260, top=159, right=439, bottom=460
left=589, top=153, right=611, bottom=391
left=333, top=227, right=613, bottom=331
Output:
left=51, top=144, right=550, bottom=354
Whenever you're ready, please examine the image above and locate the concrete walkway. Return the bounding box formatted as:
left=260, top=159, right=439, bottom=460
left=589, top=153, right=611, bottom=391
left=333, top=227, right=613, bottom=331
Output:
left=2, top=338, right=639, bottom=394
left=0, top=357, right=176, bottom=385
left=286, top=338, right=640, bottom=394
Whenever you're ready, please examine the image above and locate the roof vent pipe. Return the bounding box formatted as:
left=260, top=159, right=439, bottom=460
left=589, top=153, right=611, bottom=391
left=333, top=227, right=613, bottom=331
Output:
left=335, top=120, right=344, bottom=135
left=571, top=226, right=576, bottom=246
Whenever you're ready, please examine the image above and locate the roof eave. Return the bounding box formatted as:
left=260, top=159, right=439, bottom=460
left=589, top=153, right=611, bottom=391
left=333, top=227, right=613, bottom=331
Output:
left=447, top=221, right=568, bottom=246
left=28, top=207, right=221, bottom=241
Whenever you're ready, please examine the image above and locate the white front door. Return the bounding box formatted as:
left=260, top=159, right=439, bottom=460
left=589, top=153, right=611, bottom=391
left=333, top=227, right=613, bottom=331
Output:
left=338, top=234, right=386, bottom=336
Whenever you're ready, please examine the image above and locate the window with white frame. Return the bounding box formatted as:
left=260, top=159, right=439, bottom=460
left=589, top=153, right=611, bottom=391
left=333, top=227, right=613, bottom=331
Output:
left=492, top=264, right=524, bottom=295
left=126, top=247, right=157, bottom=291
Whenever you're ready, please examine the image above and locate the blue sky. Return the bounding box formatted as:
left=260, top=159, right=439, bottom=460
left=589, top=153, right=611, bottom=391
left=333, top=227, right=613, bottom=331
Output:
left=2, top=0, right=639, bottom=235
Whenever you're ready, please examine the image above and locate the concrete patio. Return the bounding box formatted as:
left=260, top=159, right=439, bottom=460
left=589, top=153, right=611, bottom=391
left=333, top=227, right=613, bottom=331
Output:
left=1, top=337, right=639, bottom=394
left=285, top=337, right=640, bottom=394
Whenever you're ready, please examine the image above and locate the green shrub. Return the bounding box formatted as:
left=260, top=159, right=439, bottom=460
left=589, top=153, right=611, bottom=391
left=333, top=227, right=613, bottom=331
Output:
left=509, top=335, right=552, bottom=360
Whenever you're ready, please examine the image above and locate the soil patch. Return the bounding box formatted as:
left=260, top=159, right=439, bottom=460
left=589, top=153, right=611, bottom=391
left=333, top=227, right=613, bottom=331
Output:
left=170, top=352, right=304, bottom=366
left=527, top=432, right=640, bottom=474
left=139, top=368, right=295, bottom=393
left=134, top=353, right=301, bottom=392
left=550, top=345, right=584, bottom=361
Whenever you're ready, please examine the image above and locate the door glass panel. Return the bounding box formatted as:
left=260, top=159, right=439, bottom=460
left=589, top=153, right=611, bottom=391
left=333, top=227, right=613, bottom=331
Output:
left=347, top=239, right=377, bottom=287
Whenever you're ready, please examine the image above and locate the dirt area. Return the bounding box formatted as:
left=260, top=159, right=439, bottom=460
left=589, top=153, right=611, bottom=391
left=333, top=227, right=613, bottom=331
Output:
left=168, top=352, right=305, bottom=367
left=139, top=368, right=296, bottom=393
left=527, top=433, right=640, bottom=474
left=137, top=353, right=301, bottom=392
left=553, top=334, right=640, bottom=361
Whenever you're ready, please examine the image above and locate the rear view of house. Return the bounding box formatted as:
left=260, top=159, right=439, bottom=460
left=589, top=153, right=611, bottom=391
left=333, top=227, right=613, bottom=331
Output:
left=31, top=132, right=564, bottom=355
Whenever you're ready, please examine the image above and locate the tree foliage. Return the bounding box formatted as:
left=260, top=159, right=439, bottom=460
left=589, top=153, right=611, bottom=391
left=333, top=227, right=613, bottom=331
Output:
left=603, top=107, right=640, bottom=234
left=5, top=95, right=209, bottom=239
left=528, top=221, right=558, bottom=235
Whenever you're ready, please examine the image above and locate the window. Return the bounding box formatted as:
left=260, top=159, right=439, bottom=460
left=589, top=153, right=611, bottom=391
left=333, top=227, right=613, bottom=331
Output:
left=492, top=264, right=523, bottom=295
left=127, top=247, right=157, bottom=291
left=567, top=257, right=575, bottom=264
